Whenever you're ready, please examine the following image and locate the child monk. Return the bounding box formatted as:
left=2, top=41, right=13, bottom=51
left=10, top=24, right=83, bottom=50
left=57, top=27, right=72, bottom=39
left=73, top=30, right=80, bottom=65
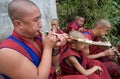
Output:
left=51, top=18, right=65, bottom=76
left=66, top=16, right=87, bottom=33
left=60, top=30, right=111, bottom=79
left=51, top=19, right=64, bottom=34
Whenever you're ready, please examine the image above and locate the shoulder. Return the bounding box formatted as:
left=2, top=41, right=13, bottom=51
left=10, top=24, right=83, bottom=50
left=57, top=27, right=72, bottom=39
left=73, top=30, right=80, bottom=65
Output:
left=0, top=48, right=25, bottom=72
left=0, top=48, right=35, bottom=78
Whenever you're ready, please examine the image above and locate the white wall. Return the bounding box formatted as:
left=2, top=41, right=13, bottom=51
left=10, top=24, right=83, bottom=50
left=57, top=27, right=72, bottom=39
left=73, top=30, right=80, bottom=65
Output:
left=0, top=0, right=57, bottom=41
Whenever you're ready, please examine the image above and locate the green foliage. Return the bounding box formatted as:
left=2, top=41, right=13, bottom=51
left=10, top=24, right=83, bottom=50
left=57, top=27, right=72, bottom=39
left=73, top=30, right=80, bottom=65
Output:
left=57, top=0, right=120, bottom=46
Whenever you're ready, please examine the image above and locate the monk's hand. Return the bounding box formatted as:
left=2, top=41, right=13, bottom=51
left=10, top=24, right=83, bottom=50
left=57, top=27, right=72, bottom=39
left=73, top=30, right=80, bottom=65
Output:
left=42, top=31, right=57, bottom=49
left=56, top=33, right=69, bottom=46
left=96, top=66, right=103, bottom=75
left=103, top=47, right=115, bottom=56
left=78, top=27, right=86, bottom=32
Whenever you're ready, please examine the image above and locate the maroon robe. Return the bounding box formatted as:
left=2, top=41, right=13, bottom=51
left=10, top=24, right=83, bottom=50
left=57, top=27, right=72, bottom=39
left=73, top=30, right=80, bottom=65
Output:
left=0, top=30, right=56, bottom=79
left=60, top=43, right=111, bottom=79
left=65, top=21, right=86, bottom=33
left=51, top=28, right=64, bottom=34
left=51, top=28, right=88, bottom=79
left=118, top=45, right=120, bottom=65
left=118, top=45, right=120, bottom=53
left=83, top=29, right=120, bottom=78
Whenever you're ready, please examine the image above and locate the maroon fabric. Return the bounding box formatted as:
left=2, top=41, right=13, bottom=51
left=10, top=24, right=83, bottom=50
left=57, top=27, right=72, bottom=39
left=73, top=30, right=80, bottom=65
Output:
left=56, top=28, right=64, bottom=34
left=118, top=45, right=120, bottom=53
left=57, top=75, right=88, bottom=79
left=51, top=28, right=64, bottom=34
left=0, top=30, right=42, bottom=61
left=60, top=43, right=111, bottom=79
left=65, top=21, right=86, bottom=33
left=117, top=45, right=120, bottom=71
left=84, top=29, right=120, bottom=78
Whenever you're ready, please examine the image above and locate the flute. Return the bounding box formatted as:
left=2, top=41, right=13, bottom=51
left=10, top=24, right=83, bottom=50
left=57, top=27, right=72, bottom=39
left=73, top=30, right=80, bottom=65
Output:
left=102, top=36, right=120, bottom=58
left=39, top=29, right=111, bottom=47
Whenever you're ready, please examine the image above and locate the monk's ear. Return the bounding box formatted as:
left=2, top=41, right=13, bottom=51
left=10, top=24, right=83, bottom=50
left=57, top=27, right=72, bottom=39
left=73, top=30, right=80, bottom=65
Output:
left=13, top=20, right=23, bottom=29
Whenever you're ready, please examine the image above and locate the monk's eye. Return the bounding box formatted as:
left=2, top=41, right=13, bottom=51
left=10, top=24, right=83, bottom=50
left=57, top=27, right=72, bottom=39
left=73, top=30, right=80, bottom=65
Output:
left=34, top=16, right=41, bottom=22
left=52, top=24, right=56, bottom=26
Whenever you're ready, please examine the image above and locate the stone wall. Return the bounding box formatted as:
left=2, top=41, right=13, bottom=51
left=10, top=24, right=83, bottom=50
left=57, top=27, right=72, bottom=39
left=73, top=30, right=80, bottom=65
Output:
left=0, top=0, right=57, bottom=42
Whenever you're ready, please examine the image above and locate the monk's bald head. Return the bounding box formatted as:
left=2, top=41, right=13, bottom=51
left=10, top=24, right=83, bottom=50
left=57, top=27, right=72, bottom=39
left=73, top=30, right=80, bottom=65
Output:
left=95, top=19, right=111, bottom=28
left=69, top=30, right=85, bottom=39
left=8, top=0, right=38, bottom=22
left=69, top=30, right=86, bottom=48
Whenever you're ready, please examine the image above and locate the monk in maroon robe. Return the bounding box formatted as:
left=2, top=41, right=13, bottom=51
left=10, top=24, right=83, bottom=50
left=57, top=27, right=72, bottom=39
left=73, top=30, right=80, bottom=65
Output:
left=50, top=19, right=88, bottom=79
left=51, top=19, right=64, bottom=34
left=83, top=19, right=120, bottom=79
left=60, top=30, right=111, bottom=79
left=51, top=18, right=64, bottom=68
left=65, top=16, right=86, bottom=33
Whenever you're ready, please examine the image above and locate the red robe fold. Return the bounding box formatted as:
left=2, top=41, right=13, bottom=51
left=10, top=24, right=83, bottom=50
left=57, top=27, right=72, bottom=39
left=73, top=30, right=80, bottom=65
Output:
left=83, top=29, right=120, bottom=78
left=60, top=43, right=111, bottom=79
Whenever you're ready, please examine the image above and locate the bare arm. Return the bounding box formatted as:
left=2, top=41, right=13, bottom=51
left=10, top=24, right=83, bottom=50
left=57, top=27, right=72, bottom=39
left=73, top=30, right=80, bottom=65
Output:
left=86, top=48, right=115, bottom=59
left=67, top=56, right=102, bottom=76
left=82, top=44, right=105, bottom=59
left=87, top=52, right=105, bottom=59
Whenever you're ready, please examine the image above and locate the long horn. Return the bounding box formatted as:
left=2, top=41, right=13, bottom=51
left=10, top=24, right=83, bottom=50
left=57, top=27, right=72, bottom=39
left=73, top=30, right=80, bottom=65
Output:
left=39, top=29, right=111, bottom=47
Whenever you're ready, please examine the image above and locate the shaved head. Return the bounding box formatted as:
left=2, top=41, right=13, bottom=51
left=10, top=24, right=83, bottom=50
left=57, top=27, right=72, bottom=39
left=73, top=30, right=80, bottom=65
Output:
left=69, top=30, right=85, bottom=39
left=75, top=16, right=84, bottom=21
left=8, top=0, right=38, bottom=22
left=95, top=19, right=111, bottom=28
left=69, top=30, right=87, bottom=50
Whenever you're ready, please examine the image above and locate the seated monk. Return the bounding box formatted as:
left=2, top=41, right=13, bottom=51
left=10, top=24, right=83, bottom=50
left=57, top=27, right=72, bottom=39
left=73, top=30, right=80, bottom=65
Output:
left=83, top=19, right=120, bottom=79
left=51, top=19, right=64, bottom=34
left=65, top=16, right=87, bottom=34
left=50, top=18, right=64, bottom=76
left=60, top=30, right=111, bottom=79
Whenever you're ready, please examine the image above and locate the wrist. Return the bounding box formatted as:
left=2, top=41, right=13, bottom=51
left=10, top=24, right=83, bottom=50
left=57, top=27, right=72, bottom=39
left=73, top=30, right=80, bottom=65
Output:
left=52, top=47, right=60, bottom=56
left=43, top=47, right=52, bottom=53
left=100, top=52, right=106, bottom=57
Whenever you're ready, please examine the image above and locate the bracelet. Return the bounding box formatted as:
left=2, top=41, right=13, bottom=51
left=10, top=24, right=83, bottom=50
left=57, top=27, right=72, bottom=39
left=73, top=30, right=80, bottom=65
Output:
left=52, top=47, right=60, bottom=56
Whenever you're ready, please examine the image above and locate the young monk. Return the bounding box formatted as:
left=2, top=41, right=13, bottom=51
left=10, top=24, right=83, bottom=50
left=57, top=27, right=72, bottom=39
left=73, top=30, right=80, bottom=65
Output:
left=51, top=18, right=64, bottom=58
left=66, top=16, right=87, bottom=33
left=60, top=30, right=111, bottom=79
left=50, top=19, right=64, bottom=76
left=51, top=19, right=64, bottom=34
left=83, top=19, right=120, bottom=79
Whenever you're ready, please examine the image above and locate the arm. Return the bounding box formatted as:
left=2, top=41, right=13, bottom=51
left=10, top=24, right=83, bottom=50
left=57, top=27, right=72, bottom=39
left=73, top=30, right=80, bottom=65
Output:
left=67, top=56, right=102, bottom=76
left=86, top=47, right=115, bottom=59
left=78, top=27, right=87, bottom=32
left=0, top=33, right=57, bottom=79
left=86, top=52, right=105, bottom=59
left=82, top=44, right=104, bottom=59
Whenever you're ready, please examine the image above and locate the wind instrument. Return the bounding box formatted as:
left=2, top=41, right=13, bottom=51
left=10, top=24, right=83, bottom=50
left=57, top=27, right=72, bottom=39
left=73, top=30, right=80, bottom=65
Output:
left=102, top=36, right=120, bottom=58
left=39, top=29, right=111, bottom=47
